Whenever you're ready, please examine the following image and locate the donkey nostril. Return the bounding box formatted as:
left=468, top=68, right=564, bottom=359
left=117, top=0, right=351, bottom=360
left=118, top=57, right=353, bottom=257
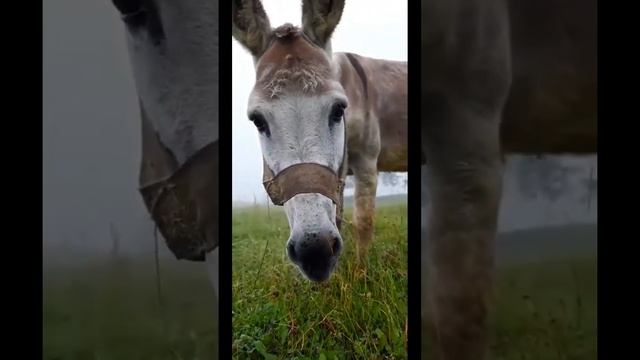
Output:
left=330, top=237, right=341, bottom=255
left=288, top=243, right=297, bottom=261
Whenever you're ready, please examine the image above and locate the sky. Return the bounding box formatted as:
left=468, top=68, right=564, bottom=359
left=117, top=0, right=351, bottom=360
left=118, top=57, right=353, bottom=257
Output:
left=43, top=0, right=152, bottom=256
left=232, top=0, right=408, bottom=203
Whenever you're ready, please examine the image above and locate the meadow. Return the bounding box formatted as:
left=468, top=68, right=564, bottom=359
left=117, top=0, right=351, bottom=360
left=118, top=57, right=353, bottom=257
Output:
left=232, top=202, right=409, bottom=359
left=423, top=225, right=597, bottom=360
left=43, top=257, right=218, bottom=360
left=489, top=256, right=596, bottom=360
left=233, top=202, right=596, bottom=359
left=43, top=201, right=595, bottom=359
left=489, top=225, right=597, bottom=360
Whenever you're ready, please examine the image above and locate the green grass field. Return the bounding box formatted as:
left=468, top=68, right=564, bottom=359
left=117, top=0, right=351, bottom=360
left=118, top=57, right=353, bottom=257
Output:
left=43, top=258, right=218, bottom=360
left=43, top=202, right=595, bottom=360
left=422, top=226, right=597, bottom=360
left=232, top=203, right=409, bottom=359
left=490, top=256, right=597, bottom=360
left=490, top=225, right=597, bottom=359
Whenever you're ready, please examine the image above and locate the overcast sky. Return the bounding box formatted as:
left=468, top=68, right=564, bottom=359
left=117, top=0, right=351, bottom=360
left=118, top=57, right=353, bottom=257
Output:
left=232, top=0, right=408, bottom=203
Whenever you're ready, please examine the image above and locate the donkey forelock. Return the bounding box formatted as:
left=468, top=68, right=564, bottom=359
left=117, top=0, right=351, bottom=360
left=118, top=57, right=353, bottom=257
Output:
left=255, top=24, right=335, bottom=98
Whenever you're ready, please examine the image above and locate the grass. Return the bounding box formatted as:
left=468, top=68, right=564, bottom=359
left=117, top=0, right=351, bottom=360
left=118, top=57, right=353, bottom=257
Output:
left=232, top=202, right=409, bottom=359
left=43, top=204, right=595, bottom=360
left=490, top=256, right=597, bottom=360
left=422, top=253, right=597, bottom=359
left=43, top=258, right=218, bottom=360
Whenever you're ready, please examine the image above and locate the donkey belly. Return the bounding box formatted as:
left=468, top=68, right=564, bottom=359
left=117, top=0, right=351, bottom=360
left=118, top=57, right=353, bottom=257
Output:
left=375, top=84, right=408, bottom=172
left=501, top=0, right=597, bottom=155
left=377, top=145, right=408, bottom=172
left=500, top=78, right=597, bottom=155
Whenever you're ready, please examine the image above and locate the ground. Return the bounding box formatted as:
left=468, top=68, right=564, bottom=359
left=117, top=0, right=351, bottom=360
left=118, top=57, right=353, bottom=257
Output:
left=490, top=256, right=596, bottom=360
left=232, top=203, right=409, bottom=359
left=43, top=258, right=218, bottom=360
left=422, top=224, right=597, bottom=360
left=42, top=203, right=596, bottom=359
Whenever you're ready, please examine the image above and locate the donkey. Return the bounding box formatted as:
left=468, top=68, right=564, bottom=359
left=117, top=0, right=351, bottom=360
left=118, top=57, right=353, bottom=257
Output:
left=232, top=0, right=407, bottom=282
left=110, top=0, right=220, bottom=295
left=421, top=0, right=596, bottom=358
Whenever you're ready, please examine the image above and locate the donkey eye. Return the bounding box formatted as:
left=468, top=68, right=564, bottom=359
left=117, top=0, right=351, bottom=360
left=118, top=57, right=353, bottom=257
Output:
left=122, top=9, right=148, bottom=27
left=112, top=0, right=143, bottom=15
left=113, top=0, right=165, bottom=43
left=329, top=102, right=346, bottom=124
left=113, top=0, right=147, bottom=26
left=249, top=112, right=270, bottom=137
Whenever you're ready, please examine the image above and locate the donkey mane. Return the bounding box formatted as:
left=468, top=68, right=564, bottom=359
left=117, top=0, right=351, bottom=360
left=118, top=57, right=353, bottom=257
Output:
left=273, top=23, right=300, bottom=39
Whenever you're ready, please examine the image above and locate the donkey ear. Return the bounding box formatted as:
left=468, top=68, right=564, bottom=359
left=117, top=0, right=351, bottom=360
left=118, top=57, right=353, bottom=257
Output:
left=301, top=0, right=345, bottom=49
left=232, top=0, right=272, bottom=57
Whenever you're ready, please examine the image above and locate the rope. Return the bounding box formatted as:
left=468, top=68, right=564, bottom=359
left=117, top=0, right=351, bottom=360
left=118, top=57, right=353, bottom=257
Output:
left=148, top=185, right=168, bottom=333
left=153, top=226, right=165, bottom=308
left=154, top=225, right=167, bottom=333
left=267, top=193, right=271, bottom=219
left=254, top=234, right=271, bottom=288
left=587, top=164, right=594, bottom=212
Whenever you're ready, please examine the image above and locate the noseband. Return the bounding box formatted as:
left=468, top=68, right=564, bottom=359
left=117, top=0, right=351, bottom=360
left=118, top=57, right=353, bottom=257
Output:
left=139, top=141, right=218, bottom=261
left=262, top=162, right=345, bottom=206
left=138, top=107, right=218, bottom=261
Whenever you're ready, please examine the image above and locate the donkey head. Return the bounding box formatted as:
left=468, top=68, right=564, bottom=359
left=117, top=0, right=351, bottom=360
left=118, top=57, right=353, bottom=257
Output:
left=233, top=0, right=347, bottom=282
left=111, top=0, right=219, bottom=260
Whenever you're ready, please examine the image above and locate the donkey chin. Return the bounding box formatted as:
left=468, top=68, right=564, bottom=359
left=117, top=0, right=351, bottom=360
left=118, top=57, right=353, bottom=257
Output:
left=284, top=193, right=343, bottom=282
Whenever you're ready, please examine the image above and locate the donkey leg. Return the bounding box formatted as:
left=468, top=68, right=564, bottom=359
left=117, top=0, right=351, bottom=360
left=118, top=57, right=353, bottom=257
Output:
left=350, top=155, right=379, bottom=262
left=421, top=0, right=510, bottom=353
left=336, top=183, right=345, bottom=230
left=423, top=110, right=504, bottom=360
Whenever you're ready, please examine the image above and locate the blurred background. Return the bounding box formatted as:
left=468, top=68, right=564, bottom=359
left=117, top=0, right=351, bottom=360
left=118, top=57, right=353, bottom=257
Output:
left=421, top=155, right=597, bottom=358
left=43, top=1, right=218, bottom=359
left=44, top=0, right=156, bottom=263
